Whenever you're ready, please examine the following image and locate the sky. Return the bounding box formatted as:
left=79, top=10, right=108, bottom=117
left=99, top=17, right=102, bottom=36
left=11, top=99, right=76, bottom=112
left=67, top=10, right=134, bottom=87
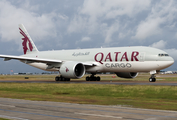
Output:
left=0, top=0, right=177, bottom=74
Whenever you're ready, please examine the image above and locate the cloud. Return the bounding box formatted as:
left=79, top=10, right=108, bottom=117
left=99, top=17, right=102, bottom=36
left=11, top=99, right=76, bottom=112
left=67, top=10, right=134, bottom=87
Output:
left=18, top=0, right=39, bottom=11
left=80, top=0, right=151, bottom=19
left=0, top=0, right=59, bottom=43
left=67, top=15, right=87, bottom=33
left=133, top=18, right=163, bottom=40
left=150, top=40, right=166, bottom=49
left=68, top=0, right=152, bottom=43
left=164, top=48, right=177, bottom=61
left=133, top=0, right=177, bottom=40
left=105, top=22, right=119, bottom=43
left=81, top=37, right=91, bottom=42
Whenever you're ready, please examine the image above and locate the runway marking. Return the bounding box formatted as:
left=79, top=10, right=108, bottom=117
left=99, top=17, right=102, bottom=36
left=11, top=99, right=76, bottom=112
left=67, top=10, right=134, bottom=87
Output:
left=0, top=109, right=85, bottom=120
left=0, top=104, right=15, bottom=107
left=111, top=106, right=177, bottom=113
left=0, top=99, right=177, bottom=119
left=0, top=115, right=29, bottom=120
left=75, top=112, right=122, bottom=119
left=157, top=79, right=164, bottom=80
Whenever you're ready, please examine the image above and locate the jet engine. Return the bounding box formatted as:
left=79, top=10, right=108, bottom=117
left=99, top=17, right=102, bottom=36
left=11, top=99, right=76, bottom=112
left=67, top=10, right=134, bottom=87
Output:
left=115, top=72, right=138, bottom=78
left=60, top=62, right=85, bottom=79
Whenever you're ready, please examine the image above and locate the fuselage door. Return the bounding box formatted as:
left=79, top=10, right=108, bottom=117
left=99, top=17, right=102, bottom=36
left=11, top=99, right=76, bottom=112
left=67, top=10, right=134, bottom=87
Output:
left=139, top=52, right=145, bottom=62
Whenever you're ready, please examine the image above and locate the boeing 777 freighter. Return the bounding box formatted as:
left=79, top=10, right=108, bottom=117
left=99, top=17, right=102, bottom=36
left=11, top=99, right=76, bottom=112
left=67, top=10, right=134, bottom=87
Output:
left=0, top=24, right=174, bottom=82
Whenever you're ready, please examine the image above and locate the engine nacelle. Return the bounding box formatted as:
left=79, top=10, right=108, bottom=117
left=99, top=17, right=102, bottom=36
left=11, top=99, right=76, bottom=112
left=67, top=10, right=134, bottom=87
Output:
left=60, top=62, right=85, bottom=79
left=115, top=72, right=138, bottom=78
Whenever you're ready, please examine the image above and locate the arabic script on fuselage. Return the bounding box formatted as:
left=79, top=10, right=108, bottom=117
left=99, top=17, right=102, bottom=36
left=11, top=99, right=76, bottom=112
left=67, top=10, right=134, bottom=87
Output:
left=72, top=52, right=90, bottom=56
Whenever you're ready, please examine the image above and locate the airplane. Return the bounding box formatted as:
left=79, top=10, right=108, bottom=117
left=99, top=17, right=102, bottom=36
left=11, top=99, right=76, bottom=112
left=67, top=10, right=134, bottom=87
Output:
left=0, top=24, right=174, bottom=82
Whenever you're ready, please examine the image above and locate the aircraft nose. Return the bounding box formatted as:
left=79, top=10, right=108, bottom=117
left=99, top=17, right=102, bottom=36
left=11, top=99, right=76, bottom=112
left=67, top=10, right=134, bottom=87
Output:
left=169, top=56, right=174, bottom=65
left=157, top=56, right=174, bottom=69
left=165, top=56, right=174, bottom=67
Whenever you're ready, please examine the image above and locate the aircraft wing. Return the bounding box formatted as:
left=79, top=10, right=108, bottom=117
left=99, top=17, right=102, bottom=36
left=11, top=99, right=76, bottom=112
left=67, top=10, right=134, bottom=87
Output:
left=0, top=54, right=96, bottom=66
left=0, top=54, right=62, bottom=63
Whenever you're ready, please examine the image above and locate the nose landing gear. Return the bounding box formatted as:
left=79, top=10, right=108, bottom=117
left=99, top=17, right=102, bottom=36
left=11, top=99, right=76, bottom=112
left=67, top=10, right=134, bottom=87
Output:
left=149, top=70, right=156, bottom=82
left=149, top=74, right=156, bottom=82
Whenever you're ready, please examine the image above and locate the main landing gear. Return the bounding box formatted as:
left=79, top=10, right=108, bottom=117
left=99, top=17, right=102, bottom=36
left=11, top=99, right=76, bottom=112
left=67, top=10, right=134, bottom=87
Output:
left=86, top=73, right=101, bottom=81
left=55, top=76, right=70, bottom=81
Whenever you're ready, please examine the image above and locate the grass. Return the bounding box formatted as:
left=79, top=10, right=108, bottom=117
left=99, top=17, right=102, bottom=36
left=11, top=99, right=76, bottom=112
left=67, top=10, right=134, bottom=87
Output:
left=0, top=75, right=55, bottom=80
left=0, top=118, right=9, bottom=120
left=0, top=82, right=177, bottom=110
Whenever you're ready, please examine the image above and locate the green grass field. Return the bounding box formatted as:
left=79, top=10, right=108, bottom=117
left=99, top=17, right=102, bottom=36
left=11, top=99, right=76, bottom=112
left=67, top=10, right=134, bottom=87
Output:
left=0, top=118, right=9, bottom=120
left=0, top=74, right=177, bottom=111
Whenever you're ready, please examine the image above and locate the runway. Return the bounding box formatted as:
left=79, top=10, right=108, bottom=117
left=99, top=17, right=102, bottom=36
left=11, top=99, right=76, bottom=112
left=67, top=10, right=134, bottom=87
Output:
left=0, top=98, right=176, bottom=120
left=0, top=80, right=177, bottom=86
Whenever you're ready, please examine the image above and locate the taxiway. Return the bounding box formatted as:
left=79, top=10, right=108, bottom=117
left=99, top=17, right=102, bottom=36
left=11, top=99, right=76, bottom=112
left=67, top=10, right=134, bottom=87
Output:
left=0, top=80, right=177, bottom=86
left=0, top=98, right=177, bottom=120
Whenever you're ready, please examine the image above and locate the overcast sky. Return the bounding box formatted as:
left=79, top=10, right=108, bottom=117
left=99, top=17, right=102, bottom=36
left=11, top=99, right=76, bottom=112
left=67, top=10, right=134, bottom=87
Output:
left=0, top=0, right=176, bottom=74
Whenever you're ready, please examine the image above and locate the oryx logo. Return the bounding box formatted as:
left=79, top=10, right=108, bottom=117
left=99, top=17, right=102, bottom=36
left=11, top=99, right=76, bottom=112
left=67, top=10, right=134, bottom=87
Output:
left=66, top=67, right=69, bottom=72
left=19, top=28, right=33, bottom=54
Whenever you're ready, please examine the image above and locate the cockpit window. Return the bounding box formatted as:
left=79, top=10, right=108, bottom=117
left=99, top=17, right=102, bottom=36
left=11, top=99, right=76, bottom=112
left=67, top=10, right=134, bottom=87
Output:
left=158, top=54, right=169, bottom=56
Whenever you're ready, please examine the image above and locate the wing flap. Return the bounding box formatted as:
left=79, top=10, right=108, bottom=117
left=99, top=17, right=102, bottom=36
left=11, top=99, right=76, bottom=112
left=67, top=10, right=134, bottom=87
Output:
left=4, top=58, right=11, bottom=61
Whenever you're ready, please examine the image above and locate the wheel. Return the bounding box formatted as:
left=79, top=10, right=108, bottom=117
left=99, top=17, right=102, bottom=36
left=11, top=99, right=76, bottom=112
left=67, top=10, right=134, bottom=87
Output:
left=96, top=76, right=100, bottom=81
left=153, top=78, right=156, bottom=82
left=149, top=78, right=153, bottom=82
left=66, top=78, right=70, bottom=81
left=86, top=76, right=90, bottom=81
left=61, top=77, right=65, bottom=81
left=149, top=78, right=156, bottom=82
left=90, top=77, right=94, bottom=81
left=55, top=76, right=59, bottom=81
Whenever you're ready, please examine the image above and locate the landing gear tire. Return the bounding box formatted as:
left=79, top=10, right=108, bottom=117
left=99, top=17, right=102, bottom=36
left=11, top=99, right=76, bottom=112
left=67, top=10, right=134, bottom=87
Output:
left=85, top=75, right=101, bottom=81
left=149, top=78, right=152, bottom=82
left=86, top=76, right=90, bottom=81
left=152, top=78, right=156, bottom=82
left=149, top=74, right=156, bottom=82
left=65, top=78, right=70, bottom=81
left=55, top=76, right=60, bottom=81
left=55, top=76, right=70, bottom=81
left=96, top=76, right=100, bottom=81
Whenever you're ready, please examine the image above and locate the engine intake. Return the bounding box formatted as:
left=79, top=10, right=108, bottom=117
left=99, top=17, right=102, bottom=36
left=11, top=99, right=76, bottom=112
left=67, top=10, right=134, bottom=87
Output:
left=115, top=72, right=138, bottom=78
left=60, top=62, right=85, bottom=78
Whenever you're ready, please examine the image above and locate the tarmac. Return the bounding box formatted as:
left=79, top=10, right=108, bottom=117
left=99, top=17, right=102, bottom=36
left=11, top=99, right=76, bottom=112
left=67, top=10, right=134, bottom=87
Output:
left=0, top=80, right=177, bottom=86
left=0, top=98, right=177, bottom=120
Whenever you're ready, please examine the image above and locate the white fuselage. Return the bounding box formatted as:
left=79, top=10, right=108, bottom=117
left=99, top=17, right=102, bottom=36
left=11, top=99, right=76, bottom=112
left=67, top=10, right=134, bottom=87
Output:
left=22, top=46, right=174, bottom=73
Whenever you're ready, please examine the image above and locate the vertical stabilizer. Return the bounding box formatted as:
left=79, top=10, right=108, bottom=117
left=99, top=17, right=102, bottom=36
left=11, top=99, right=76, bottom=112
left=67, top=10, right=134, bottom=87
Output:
left=19, top=24, right=38, bottom=54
